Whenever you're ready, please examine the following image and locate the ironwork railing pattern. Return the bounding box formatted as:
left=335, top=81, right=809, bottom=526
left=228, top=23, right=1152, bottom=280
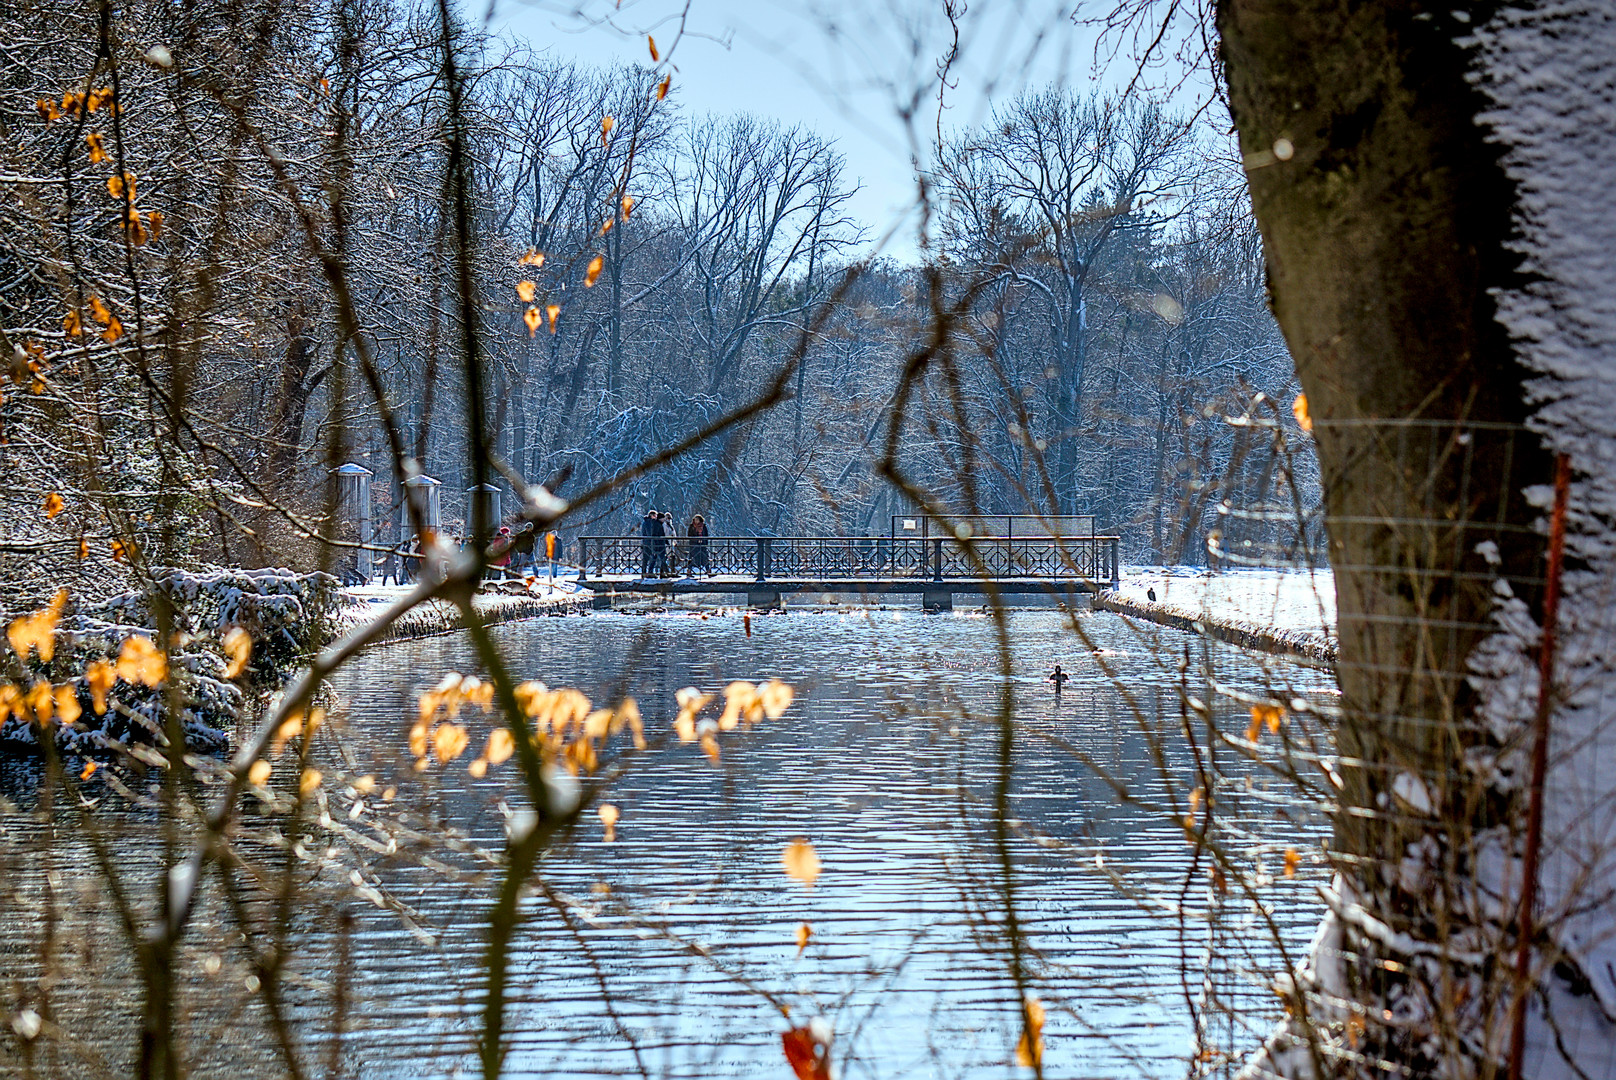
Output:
left=577, top=535, right=1120, bottom=587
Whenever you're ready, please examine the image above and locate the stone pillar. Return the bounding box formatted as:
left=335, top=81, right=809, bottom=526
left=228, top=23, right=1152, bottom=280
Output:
left=333, top=463, right=373, bottom=582
left=922, top=588, right=953, bottom=612
left=747, top=588, right=783, bottom=611
left=400, top=474, right=442, bottom=537
left=466, top=483, right=501, bottom=537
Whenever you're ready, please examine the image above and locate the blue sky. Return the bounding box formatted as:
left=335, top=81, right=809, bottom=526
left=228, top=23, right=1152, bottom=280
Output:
left=478, top=0, right=1210, bottom=260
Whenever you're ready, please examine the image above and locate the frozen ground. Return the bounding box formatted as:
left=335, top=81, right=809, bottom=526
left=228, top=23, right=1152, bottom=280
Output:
left=1111, top=565, right=1337, bottom=641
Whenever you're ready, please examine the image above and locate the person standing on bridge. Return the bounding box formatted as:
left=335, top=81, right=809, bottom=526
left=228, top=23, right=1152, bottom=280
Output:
left=640, top=508, right=663, bottom=578
left=687, top=514, right=710, bottom=576
left=655, top=511, right=673, bottom=576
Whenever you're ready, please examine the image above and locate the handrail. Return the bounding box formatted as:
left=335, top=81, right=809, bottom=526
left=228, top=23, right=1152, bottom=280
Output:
left=575, top=534, right=1121, bottom=587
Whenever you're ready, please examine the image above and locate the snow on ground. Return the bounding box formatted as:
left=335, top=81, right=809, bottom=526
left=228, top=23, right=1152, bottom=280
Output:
left=1112, top=565, right=1337, bottom=640
left=1477, top=2, right=1616, bottom=1074
left=336, top=568, right=588, bottom=633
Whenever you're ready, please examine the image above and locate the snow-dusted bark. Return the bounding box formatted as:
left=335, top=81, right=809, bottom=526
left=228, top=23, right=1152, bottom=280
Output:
left=1477, top=4, right=1616, bottom=1074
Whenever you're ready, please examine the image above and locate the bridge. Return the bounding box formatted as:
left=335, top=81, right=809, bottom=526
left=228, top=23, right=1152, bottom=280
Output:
left=575, top=527, right=1121, bottom=610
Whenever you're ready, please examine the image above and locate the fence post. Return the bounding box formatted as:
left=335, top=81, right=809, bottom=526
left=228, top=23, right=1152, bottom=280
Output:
left=756, top=537, right=770, bottom=582
left=932, top=537, right=944, bottom=582
left=578, top=538, right=589, bottom=581
left=1109, top=538, right=1120, bottom=588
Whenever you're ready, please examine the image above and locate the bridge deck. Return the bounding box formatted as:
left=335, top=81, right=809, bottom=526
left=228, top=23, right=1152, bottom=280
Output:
left=581, top=574, right=1107, bottom=595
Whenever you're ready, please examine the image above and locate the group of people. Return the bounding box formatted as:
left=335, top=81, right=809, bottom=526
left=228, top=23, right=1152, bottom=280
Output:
left=640, top=509, right=711, bottom=578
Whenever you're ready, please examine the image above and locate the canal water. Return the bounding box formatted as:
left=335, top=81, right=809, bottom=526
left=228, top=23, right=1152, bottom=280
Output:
left=0, top=605, right=1334, bottom=1079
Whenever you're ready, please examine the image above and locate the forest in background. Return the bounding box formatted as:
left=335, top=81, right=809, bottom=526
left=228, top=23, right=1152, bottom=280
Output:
left=0, top=0, right=1304, bottom=613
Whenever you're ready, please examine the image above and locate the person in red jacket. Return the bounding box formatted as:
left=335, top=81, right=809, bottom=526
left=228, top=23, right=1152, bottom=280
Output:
left=687, top=514, right=711, bottom=576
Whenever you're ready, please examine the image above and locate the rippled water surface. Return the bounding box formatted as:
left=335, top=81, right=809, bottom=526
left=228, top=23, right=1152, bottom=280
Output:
left=323, top=606, right=1331, bottom=1080
left=0, top=605, right=1333, bottom=1080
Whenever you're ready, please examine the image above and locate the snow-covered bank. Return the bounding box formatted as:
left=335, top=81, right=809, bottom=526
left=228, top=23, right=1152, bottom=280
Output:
left=337, top=572, right=590, bottom=643
left=1097, top=566, right=1337, bottom=661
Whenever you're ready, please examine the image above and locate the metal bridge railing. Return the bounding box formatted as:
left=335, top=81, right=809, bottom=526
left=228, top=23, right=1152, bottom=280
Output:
left=576, top=535, right=1121, bottom=588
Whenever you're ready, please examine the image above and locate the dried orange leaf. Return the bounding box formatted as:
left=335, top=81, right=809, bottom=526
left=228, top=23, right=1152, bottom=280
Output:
left=795, top=922, right=811, bottom=955
left=7, top=589, right=68, bottom=662
left=516, top=280, right=537, bottom=303
left=248, top=760, right=272, bottom=786
left=600, top=115, right=614, bottom=144
left=782, top=839, right=821, bottom=887
left=584, top=254, right=604, bottom=287
left=116, top=635, right=167, bottom=687
left=546, top=303, right=560, bottom=333
left=486, top=726, right=515, bottom=765
left=84, top=659, right=113, bottom=714
left=782, top=1024, right=831, bottom=1080
left=648, top=36, right=659, bottom=61
left=1248, top=703, right=1283, bottom=741
left=80, top=760, right=98, bottom=781
left=222, top=626, right=252, bottom=679
left=523, top=305, right=542, bottom=337
left=107, top=171, right=135, bottom=200
left=299, top=768, right=322, bottom=795
left=1283, top=846, right=1301, bottom=878
left=599, top=802, right=619, bottom=842
left=657, top=75, right=671, bottom=101
left=44, top=492, right=64, bottom=519
left=25, top=680, right=53, bottom=724
left=433, top=722, right=469, bottom=763
left=1014, top=994, right=1045, bottom=1068
left=758, top=679, right=794, bottom=719
left=1292, top=392, right=1312, bottom=433
left=54, top=684, right=81, bottom=725
left=86, top=131, right=109, bottom=163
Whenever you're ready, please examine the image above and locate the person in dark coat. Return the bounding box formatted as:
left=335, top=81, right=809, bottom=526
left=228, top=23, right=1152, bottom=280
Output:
left=640, top=509, right=664, bottom=577
left=654, top=511, right=672, bottom=576
left=687, top=514, right=711, bottom=576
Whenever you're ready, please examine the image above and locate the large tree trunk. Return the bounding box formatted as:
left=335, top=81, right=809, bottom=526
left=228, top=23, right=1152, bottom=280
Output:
left=1217, top=0, right=1558, bottom=1072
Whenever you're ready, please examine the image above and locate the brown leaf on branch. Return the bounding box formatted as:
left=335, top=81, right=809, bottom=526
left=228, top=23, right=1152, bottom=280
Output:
left=43, top=492, right=64, bottom=519
left=584, top=254, right=603, bottom=287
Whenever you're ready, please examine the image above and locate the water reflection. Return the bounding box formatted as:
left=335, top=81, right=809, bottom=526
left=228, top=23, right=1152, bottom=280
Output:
left=0, top=606, right=1331, bottom=1080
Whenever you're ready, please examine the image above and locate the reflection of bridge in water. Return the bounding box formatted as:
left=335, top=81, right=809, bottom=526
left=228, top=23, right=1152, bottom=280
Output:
left=577, top=528, right=1121, bottom=611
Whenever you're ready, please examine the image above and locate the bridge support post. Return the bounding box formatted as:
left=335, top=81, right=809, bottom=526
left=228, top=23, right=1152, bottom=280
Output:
left=922, top=588, right=953, bottom=612
left=747, top=588, right=783, bottom=611
left=591, top=591, right=614, bottom=611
